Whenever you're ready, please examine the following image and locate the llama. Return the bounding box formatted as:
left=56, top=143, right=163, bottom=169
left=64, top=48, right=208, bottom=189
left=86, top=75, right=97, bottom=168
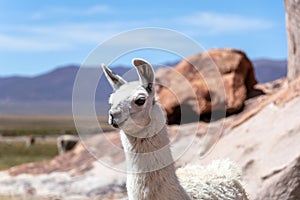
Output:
left=102, top=59, right=248, bottom=200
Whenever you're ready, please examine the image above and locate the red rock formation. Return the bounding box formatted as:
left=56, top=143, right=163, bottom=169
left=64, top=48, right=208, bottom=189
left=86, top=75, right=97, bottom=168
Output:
left=156, top=48, right=257, bottom=124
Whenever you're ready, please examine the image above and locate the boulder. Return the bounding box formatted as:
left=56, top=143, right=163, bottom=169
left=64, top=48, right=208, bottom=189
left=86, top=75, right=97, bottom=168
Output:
left=200, top=81, right=300, bottom=200
left=257, top=156, right=300, bottom=200
left=284, top=0, right=300, bottom=80
left=156, top=48, right=257, bottom=124
left=57, top=135, right=79, bottom=154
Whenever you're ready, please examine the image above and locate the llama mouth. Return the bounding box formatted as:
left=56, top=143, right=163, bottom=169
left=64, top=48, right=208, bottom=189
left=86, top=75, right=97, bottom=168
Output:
left=112, top=119, right=126, bottom=128
left=112, top=123, right=119, bottom=128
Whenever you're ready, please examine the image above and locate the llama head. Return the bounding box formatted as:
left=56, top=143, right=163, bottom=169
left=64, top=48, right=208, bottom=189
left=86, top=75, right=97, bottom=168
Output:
left=102, top=58, right=156, bottom=135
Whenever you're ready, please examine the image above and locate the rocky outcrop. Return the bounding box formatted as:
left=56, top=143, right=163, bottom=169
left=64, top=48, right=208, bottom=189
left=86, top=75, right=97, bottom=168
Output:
left=200, top=77, right=300, bottom=200
left=257, top=156, right=300, bottom=200
left=156, top=48, right=257, bottom=124
left=284, top=0, right=300, bottom=80
left=57, top=135, right=79, bottom=154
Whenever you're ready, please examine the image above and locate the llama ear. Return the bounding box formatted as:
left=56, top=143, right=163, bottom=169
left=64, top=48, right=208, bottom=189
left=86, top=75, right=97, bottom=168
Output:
left=132, top=58, right=154, bottom=93
left=102, top=64, right=127, bottom=90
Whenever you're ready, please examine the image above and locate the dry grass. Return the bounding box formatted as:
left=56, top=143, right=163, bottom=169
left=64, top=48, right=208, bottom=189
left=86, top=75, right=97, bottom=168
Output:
left=0, top=115, right=114, bottom=136
left=0, top=141, right=58, bottom=170
left=0, top=115, right=115, bottom=169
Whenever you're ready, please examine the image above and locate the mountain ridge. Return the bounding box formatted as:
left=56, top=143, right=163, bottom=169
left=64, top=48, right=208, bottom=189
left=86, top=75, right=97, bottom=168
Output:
left=0, top=59, right=287, bottom=115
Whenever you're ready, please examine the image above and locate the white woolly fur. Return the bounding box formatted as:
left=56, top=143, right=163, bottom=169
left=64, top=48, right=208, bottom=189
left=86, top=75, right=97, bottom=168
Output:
left=177, top=160, right=249, bottom=200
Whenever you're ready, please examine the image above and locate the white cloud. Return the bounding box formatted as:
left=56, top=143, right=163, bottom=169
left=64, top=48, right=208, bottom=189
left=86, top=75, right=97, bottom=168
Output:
left=0, top=34, right=71, bottom=51
left=84, top=5, right=112, bottom=15
left=31, top=4, right=113, bottom=20
left=178, top=12, right=273, bottom=35
left=0, top=22, right=137, bottom=52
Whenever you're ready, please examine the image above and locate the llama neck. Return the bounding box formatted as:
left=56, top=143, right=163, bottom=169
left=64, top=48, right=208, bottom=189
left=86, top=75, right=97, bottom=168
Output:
left=120, top=104, right=190, bottom=200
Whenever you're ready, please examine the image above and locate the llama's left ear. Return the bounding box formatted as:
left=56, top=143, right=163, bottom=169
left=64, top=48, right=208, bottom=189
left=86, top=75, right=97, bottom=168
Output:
left=102, top=64, right=127, bottom=90
left=132, top=58, right=154, bottom=93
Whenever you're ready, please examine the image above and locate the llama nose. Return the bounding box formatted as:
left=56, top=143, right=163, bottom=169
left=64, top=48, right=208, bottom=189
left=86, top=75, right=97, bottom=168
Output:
left=109, top=113, right=119, bottom=128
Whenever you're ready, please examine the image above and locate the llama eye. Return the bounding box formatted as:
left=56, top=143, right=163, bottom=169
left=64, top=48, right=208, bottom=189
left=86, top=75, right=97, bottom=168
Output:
left=135, top=97, right=146, bottom=106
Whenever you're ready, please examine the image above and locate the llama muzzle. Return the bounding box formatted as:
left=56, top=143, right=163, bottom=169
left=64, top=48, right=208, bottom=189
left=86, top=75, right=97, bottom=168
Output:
left=109, top=113, right=119, bottom=128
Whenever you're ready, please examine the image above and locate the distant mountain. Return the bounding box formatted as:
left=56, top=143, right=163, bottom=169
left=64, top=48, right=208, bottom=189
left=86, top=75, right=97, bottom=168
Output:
left=252, top=59, right=287, bottom=83
left=0, top=59, right=287, bottom=115
left=0, top=65, right=132, bottom=115
left=0, top=66, right=78, bottom=102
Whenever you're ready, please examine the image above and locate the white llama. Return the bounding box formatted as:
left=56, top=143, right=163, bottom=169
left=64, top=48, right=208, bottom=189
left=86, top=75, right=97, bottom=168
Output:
left=102, top=58, right=248, bottom=200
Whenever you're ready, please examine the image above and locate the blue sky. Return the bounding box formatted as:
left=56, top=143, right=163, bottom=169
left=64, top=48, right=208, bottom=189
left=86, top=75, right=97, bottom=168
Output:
left=0, top=0, right=287, bottom=76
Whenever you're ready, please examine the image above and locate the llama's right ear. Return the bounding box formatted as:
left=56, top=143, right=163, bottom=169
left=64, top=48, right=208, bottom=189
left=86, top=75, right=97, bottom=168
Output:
left=132, top=58, right=155, bottom=93
left=102, top=64, right=127, bottom=90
